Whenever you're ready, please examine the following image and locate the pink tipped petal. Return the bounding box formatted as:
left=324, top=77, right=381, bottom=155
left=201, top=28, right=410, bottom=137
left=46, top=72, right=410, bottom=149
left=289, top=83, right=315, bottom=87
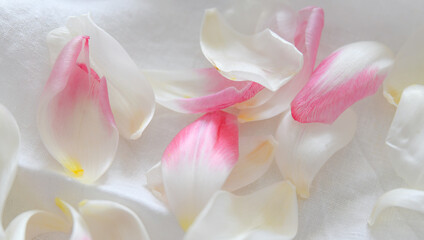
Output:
left=0, top=105, right=20, bottom=236
left=292, top=41, right=394, bottom=124
left=162, top=111, right=239, bottom=230
left=383, top=26, right=424, bottom=105
left=185, top=181, right=298, bottom=240
left=276, top=110, right=357, bottom=198
left=201, top=9, right=303, bottom=92
left=237, top=7, right=324, bottom=122
left=144, top=68, right=263, bottom=113
left=37, top=36, right=119, bottom=184
left=47, top=14, right=155, bottom=140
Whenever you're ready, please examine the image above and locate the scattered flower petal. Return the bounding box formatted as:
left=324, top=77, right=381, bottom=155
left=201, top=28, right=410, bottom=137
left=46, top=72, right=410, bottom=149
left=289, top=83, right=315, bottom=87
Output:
left=79, top=200, right=151, bottom=240
left=146, top=162, right=167, bottom=204
left=237, top=6, right=324, bottom=122
left=369, top=188, right=424, bottom=225
left=162, top=111, right=238, bottom=230
left=5, top=198, right=91, bottom=240
left=383, top=26, right=424, bottom=105
left=5, top=210, right=69, bottom=240
left=47, top=14, right=155, bottom=139
left=143, top=68, right=263, bottom=113
left=0, top=105, right=20, bottom=237
left=291, top=41, right=394, bottom=124
left=37, top=35, right=119, bottom=183
left=276, top=109, right=357, bottom=198
left=386, top=85, right=424, bottom=188
left=185, top=181, right=298, bottom=240
left=223, top=136, right=277, bottom=192
left=201, top=8, right=303, bottom=91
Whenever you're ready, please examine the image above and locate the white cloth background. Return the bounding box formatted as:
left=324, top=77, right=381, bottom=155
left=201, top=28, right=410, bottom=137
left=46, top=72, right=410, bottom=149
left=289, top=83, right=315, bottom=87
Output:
left=1, top=0, right=424, bottom=239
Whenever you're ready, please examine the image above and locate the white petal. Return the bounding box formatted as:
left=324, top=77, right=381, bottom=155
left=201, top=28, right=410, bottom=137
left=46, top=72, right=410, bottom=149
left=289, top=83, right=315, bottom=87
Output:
left=386, top=85, right=424, bottom=188
left=145, top=162, right=167, bottom=203
left=185, top=181, right=298, bottom=240
left=5, top=210, right=69, bottom=240
left=0, top=104, right=20, bottom=236
left=383, top=26, right=424, bottom=105
left=369, top=188, right=424, bottom=225
left=275, top=109, right=357, bottom=198
left=220, top=0, right=296, bottom=39
left=47, top=14, right=155, bottom=140
left=55, top=198, right=91, bottom=240
left=162, top=111, right=239, bottom=230
left=223, top=136, right=277, bottom=192
left=201, top=9, right=303, bottom=91
left=79, top=200, right=150, bottom=240
left=5, top=199, right=91, bottom=240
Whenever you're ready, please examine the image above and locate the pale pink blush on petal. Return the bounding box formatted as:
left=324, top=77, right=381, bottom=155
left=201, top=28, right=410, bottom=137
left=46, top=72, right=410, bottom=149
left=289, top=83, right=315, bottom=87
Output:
left=294, top=6, right=324, bottom=75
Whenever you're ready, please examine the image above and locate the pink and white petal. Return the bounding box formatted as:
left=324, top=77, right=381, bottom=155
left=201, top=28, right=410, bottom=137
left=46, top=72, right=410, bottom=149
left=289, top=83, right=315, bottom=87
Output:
left=55, top=198, right=92, bottom=240
left=291, top=41, right=394, bottom=124
left=383, top=26, right=424, bottom=105
left=46, top=26, right=73, bottom=65
left=237, top=7, right=324, bottom=122
left=47, top=14, right=155, bottom=140
left=386, top=85, right=424, bottom=188
left=37, top=36, right=119, bottom=184
left=185, top=181, right=298, bottom=240
left=201, top=9, right=303, bottom=92
left=145, top=162, right=167, bottom=203
left=143, top=68, right=263, bottom=113
left=79, top=200, right=150, bottom=240
left=0, top=105, right=20, bottom=236
left=223, top=136, right=277, bottom=192
left=5, top=210, right=70, bottom=240
left=276, top=109, right=357, bottom=198
left=162, top=111, right=239, bottom=230
left=369, top=188, right=424, bottom=225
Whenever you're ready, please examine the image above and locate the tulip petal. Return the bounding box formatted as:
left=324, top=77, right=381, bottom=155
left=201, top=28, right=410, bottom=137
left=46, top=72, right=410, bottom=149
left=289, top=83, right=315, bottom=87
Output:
left=5, top=199, right=91, bottom=240
left=143, top=68, right=263, bottom=113
left=146, top=162, right=167, bottom=203
left=47, top=14, right=155, bottom=139
left=38, top=36, right=119, bottom=183
left=5, top=210, right=69, bottom=240
left=79, top=200, right=150, bottom=240
left=223, top=136, right=277, bottom=192
left=292, top=41, right=394, bottom=124
left=201, top=8, right=303, bottom=92
left=162, top=111, right=238, bottom=230
left=219, top=0, right=296, bottom=37
left=383, top=26, right=424, bottom=105
left=0, top=105, right=20, bottom=236
left=55, top=198, right=92, bottom=240
left=185, top=181, right=298, bottom=240
left=276, top=109, right=357, bottom=198
left=237, top=6, right=324, bottom=122
left=369, top=188, right=424, bottom=225
left=386, top=85, right=424, bottom=188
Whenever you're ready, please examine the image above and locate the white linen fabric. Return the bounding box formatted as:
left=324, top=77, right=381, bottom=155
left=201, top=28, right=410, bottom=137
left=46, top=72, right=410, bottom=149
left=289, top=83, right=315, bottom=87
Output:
left=1, top=0, right=424, bottom=239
